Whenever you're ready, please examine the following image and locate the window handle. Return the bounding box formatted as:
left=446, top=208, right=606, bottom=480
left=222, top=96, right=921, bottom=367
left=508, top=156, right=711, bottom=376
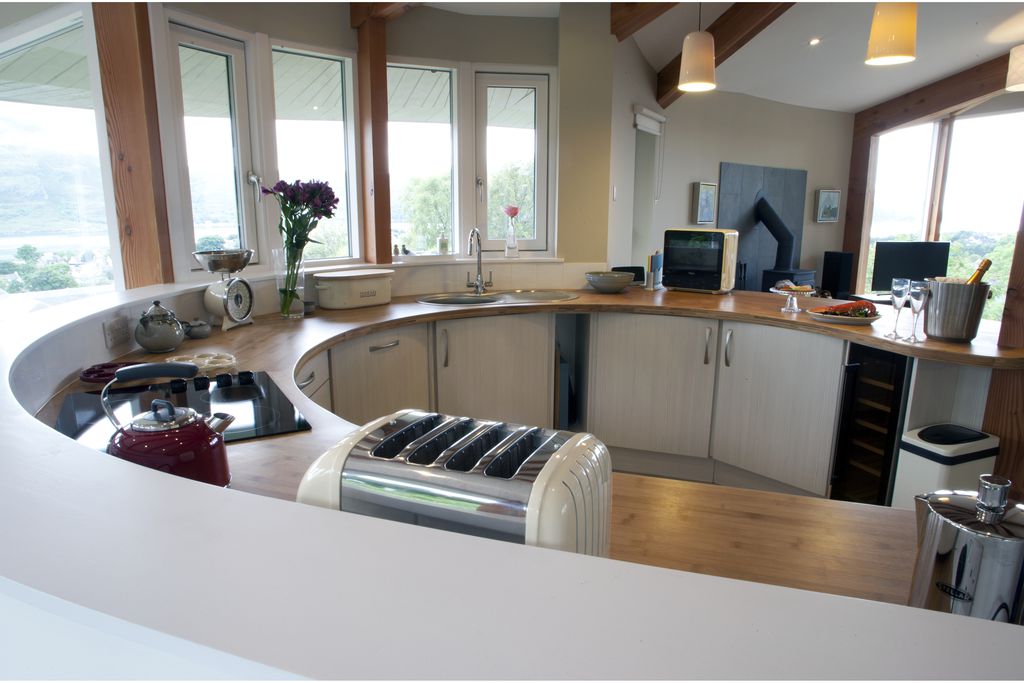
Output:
left=476, top=176, right=484, bottom=203
left=247, top=171, right=263, bottom=203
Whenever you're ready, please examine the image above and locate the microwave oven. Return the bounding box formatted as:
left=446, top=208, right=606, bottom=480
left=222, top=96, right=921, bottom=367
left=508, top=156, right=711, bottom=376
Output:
left=662, top=228, right=739, bottom=294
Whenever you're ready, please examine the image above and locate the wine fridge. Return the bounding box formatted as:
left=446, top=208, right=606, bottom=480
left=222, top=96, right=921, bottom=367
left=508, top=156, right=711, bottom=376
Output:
left=830, top=343, right=912, bottom=505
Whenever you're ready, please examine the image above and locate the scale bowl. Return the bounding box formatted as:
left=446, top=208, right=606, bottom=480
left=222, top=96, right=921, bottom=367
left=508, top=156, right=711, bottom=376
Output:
left=192, top=249, right=253, bottom=274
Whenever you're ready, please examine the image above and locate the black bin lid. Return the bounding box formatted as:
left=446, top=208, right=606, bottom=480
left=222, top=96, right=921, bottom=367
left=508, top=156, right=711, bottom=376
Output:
left=918, top=423, right=988, bottom=445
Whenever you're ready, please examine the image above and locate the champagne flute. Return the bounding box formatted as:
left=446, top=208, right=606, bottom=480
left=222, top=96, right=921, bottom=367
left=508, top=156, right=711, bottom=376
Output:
left=885, top=278, right=910, bottom=340
left=904, top=280, right=928, bottom=343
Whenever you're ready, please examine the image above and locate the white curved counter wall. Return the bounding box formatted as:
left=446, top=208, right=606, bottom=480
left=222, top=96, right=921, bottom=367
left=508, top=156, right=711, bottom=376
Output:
left=4, top=281, right=1024, bottom=678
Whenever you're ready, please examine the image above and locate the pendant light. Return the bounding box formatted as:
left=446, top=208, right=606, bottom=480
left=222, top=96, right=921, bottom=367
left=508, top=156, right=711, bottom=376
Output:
left=1007, top=45, right=1024, bottom=92
left=865, top=2, right=917, bottom=66
left=678, top=3, right=716, bottom=92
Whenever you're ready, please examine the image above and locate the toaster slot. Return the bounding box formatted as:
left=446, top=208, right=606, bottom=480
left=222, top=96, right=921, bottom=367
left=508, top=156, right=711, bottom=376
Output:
left=371, top=413, right=444, bottom=459
left=484, top=429, right=552, bottom=479
left=444, top=424, right=511, bottom=472
left=406, top=418, right=478, bottom=465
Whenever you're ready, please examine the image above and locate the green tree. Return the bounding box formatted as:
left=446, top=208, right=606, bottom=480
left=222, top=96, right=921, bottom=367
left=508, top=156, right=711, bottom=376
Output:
left=23, top=263, right=77, bottom=292
left=0, top=261, right=15, bottom=275
left=398, top=175, right=452, bottom=253
left=195, top=235, right=226, bottom=252
left=15, top=244, right=41, bottom=263
left=487, top=162, right=535, bottom=240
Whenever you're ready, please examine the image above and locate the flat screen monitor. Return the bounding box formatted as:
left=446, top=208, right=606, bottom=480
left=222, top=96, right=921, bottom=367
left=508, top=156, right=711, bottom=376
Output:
left=870, top=241, right=950, bottom=292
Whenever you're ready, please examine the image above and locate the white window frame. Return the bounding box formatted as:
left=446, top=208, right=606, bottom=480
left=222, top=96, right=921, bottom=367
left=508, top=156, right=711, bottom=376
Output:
left=154, top=15, right=264, bottom=280
left=151, top=5, right=363, bottom=279
left=0, top=3, right=123, bottom=289
left=391, top=57, right=557, bottom=258
left=268, top=39, right=361, bottom=264
left=473, top=71, right=551, bottom=252
left=386, top=56, right=460, bottom=261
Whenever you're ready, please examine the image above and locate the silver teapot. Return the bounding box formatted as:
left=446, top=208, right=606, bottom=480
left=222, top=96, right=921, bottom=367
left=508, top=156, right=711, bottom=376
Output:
left=909, top=474, right=1024, bottom=623
left=134, top=300, right=185, bottom=353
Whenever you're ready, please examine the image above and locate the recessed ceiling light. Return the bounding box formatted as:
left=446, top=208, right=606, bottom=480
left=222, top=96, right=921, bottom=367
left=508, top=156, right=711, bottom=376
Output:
left=809, top=37, right=821, bottom=46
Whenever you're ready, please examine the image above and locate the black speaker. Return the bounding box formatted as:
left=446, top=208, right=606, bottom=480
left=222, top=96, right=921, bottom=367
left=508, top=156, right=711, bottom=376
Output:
left=821, top=251, right=853, bottom=299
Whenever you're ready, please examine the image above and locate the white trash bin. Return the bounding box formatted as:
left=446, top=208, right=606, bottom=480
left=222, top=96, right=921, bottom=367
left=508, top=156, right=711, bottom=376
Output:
left=891, top=424, right=999, bottom=509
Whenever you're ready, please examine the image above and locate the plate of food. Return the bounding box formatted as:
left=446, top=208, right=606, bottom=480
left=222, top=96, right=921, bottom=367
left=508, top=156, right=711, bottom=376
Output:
left=807, top=301, right=881, bottom=325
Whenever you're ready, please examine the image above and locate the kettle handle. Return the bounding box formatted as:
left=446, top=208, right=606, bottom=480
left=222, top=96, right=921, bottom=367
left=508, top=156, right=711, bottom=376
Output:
left=100, top=362, right=200, bottom=430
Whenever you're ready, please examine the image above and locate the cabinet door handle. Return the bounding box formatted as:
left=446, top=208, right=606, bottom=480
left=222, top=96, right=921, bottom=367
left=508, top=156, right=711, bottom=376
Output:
left=724, top=329, right=733, bottom=368
left=368, top=340, right=399, bottom=353
left=297, top=371, right=316, bottom=390
left=442, top=329, right=449, bottom=368
left=703, top=326, right=712, bottom=365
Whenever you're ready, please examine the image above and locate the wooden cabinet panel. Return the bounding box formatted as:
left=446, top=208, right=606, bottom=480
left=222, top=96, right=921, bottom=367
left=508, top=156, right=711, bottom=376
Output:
left=436, top=313, right=554, bottom=427
left=296, top=350, right=331, bottom=411
left=330, top=325, right=431, bottom=425
left=711, top=322, right=845, bottom=496
left=588, top=313, right=717, bottom=457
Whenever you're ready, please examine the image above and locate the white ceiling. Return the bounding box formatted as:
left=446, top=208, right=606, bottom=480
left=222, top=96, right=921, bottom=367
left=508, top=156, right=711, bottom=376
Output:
left=632, top=2, right=1024, bottom=114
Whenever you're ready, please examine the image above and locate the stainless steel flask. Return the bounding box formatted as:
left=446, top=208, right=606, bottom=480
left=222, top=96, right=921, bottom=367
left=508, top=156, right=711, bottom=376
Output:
left=909, top=474, right=1024, bottom=623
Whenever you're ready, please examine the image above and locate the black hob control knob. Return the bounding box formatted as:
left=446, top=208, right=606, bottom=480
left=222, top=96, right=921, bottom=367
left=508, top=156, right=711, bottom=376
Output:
left=238, top=371, right=255, bottom=385
left=169, top=379, right=187, bottom=394
left=215, top=373, right=232, bottom=388
left=193, top=376, right=210, bottom=391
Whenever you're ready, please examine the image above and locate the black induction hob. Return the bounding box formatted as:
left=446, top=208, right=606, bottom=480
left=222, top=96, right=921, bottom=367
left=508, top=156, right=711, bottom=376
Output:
left=54, top=371, right=310, bottom=451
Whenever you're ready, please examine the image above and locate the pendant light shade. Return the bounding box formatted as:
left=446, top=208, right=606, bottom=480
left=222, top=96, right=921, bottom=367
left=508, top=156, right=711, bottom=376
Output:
left=865, top=2, right=917, bottom=66
left=678, top=31, right=717, bottom=92
left=1007, top=45, right=1024, bottom=92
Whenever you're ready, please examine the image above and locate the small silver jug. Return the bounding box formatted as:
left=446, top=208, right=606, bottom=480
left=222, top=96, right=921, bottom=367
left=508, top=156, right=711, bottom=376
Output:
left=134, top=300, right=185, bottom=353
left=909, top=474, right=1024, bottom=623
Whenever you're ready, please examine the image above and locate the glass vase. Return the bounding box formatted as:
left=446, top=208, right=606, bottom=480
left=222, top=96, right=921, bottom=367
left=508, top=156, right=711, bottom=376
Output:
left=272, top=247, right=305, bottom=319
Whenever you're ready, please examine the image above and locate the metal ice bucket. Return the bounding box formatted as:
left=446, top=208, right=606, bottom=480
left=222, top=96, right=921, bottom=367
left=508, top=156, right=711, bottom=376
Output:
left=924, top=279, right=991, bottom=343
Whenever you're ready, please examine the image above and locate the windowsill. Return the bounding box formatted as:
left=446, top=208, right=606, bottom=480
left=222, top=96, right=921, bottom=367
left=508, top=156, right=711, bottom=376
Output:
left=301, top=255, right=565, bottom=274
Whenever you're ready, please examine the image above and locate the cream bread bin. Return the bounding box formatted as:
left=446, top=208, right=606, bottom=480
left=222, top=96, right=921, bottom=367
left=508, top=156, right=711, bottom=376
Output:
left=314, top=269, right=394, bottom=309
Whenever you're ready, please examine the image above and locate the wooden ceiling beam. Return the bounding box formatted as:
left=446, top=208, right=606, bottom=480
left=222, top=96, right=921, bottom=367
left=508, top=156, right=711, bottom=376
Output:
left=853, top=53, right=1011, bottom=138
left=656, top=2, right=793, bottom=109
left=351, top=3, right=419, bottom=28
left=611, top=3, right=679, bottom=42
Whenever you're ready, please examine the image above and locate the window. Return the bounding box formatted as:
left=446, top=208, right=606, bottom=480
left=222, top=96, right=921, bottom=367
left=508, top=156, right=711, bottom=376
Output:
left=476, top=73, right=549, bottom=252
left=272, top=48, right=355, bottom=260
left=865, top=108, right=1024, bottom=320
left=154, top=9, right=360, bottom=279
left=864, top=122, right=936, bottom=286
left=169, top=25, right=257, bottom=258
left=0, top=19, right=115, bottom=301
left=938, top=111, right=1024, bottom=320
left=387, top=61, right=553, bottom=257
left=387, top=64, right=454, bottom=256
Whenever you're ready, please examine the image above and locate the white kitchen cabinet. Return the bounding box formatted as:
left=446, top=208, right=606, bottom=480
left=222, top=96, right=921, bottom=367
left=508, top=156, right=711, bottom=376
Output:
left=587, top=313, right=718, bottom=457
left=330, top=324, right=431, bottom=425
left=296, top=350, right=331, bottom=411
left=711, top=321, right=845, bottom=496
left=435, top=313, right=554, bottom=427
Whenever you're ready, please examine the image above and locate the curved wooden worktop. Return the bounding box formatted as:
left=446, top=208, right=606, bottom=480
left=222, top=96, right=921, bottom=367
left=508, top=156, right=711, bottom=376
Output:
left=7, top=284, right=1024, bottom=677
left=113, top=287, right=1024, bottom=374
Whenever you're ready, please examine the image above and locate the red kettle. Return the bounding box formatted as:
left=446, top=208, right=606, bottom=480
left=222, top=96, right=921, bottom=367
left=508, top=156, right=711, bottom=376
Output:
left=101, top=362, right=234, bottom=486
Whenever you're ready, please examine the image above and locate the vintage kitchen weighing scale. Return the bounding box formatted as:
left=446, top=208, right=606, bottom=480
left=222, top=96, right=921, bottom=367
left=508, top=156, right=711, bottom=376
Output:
left=193, top=249, right=255, bottom=332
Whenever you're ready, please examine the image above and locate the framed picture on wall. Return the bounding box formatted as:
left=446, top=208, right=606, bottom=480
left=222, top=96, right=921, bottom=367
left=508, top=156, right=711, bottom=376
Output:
left=691, top=182, right=717, bottom=225
left=815, top=189, right=841, bottom=223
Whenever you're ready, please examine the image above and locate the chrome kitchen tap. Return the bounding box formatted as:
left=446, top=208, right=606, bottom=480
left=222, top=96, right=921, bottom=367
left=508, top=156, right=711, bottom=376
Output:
left=466, top=228, right=493, bottom=295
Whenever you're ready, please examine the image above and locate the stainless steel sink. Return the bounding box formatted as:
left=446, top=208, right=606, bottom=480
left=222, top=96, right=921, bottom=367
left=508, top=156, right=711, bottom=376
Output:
left=417, top=293, right=504, bottom=305
left=416, top=290, right=578, bottom=306
left=499, top=289, right=578, bottom=303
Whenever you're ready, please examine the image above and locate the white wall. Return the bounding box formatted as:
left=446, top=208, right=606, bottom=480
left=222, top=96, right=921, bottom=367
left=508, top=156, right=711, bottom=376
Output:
left=610, top=37, right=856, bottom=281
left=166, top=3, right=357, bottom=50
left=388, top=6, right=557, bottom=64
